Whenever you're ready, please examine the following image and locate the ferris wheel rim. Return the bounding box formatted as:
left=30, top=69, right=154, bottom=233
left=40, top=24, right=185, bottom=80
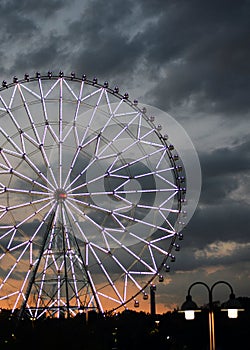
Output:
left=0, top=71, right=186, bottom=316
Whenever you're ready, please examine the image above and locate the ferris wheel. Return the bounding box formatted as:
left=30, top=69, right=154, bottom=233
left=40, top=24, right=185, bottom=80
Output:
left=0, top=71, right=187, bottom=319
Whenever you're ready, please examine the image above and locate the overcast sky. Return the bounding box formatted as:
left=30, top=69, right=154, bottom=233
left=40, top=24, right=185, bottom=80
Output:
left=0, top=0, right=249, bottom=312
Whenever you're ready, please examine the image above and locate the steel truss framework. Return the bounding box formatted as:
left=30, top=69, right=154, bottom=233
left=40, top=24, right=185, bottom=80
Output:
left=0, top=72, right=186, bottom=319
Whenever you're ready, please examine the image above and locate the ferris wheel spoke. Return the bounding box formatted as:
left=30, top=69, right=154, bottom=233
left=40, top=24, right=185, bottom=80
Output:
left=9, top=85, right=18, bottom=109
left=66, top=199, right=124, bottom=252
left=38, top=79, right=49, bottom=123
left=5, top=200, right=54, bottom=240
left=3, top=165, right=52, bottom=193
left=38, top=141, right=59, bottom=189
left=109, top=212, right=128, bottom=231
left=111, top=255, right=143, bottom=293
left=109, top=147, right=168, bottom=175
left=148, top=245, right=158, bottom=271
left=116, top=188, right=178, bottom=195
left=0, top=134, right=56, bottom=191
left=66, top=199, right=109, bottom=234
left=129, top=231, right=175, bottom=256
left=97, top=112, right=140, bottom=157
left=43, top=78, right=60, bottom=99
left=4, top=184, right=52, bottom=197
left=114, top=110, right=139, bottom=117
left=22, top=131, right=41, bottom=150
left=159, top=190, right=179, bottom=208
left=34, top=241, right=57, bottom=316
left=156, top=173, right=178, bottom=188
left=140, top=139, right=165, bottom=148
left=85, top=269, right=104, bottom=312
left=157, top=209, right=176, bottom=232
left=67, top=196, right=111, bottom=215
left=65, top=156, right=97, bottom=192
left=26, top=204, right=57, bottom=246
left=137, top=113, right=143, bottom=139
left=80, top=86, right=102, bottom=103
left=46, top=121, right=60, bottom=145
left=135, top=167, right=177, bottom=182
left=63, top=134, right=99, bottom=190
left=100, top=230, right=112, bottom=251
left=62, top=145, right=83, bottom=189
left=22, top=151, right=57, bottom=191
left=62, top=79, right=78, bottom=100
left=68, top=168, right=109, bottom=194
left=123, top=274, right=128, bottom=302
left=97, top=292, right=121, bottom=305
left=0, top=147, right=22, bottom=162
left=12, top=268, right=32, bottom=313
left=3, top=229, right=17, bottom=251
left=63, top=201, right=89, bottom=242
left=17, top=84, right=42, bottom=144
left=113, top=211, right=176, bottom=235
left=63, top=254, right=83, bottom=290
left=96, top=89, right=120, bottom=134
left=74, top=81, right=85, bottom=123
left=104, top=230, right=156, bottom=274
left=5, top=196, right=52, bottom=212
left=111, top=193, right=134, bottom=207
left=80, top=87, right=104, bottom=144
left=0, top=291, right=19, bottom=301
left=20, top=83, right=41, bottom=100
left=58, top=78, right=68, bottom=188
left=103, top=89, right=124, bottom=120
left=61, top=80, right=86, bottom=158
left=0, top=95, right=21, bottom=131
left=111, top=173, right=130, bottom=182
left=1, top=127, right=23, bottom=154
left=0, top=153, right=15, bottom=170
left=88, top=244, right=124, bottom=304
left=0, top=241, right=30, bottom=292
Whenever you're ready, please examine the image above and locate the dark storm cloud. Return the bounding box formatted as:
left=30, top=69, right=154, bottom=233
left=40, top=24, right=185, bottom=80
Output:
left=65, top=0, right=145, bottom=81
left=201, top=138, right=250, bottom=177
left=3, top=0, right=249, bottom=120
left=173, top=236, right=250, bottom=273
left=11, top=36, right=66, bottom=74
left=0, top=0, right=69, bottom=77
left=171, top=203, right=250, bottom=273
left=200, top=175, right=239, bottom=205
left=0, top=5, right=37, bottom=41
left=139, top=0, right=250, bottom=116
left=0, top=0, right=65, bottom=40
left=199, top=137, right=250, bottom=204
left=70, top=31, right=143, bottom=81
left=170, top=137, right=250, bottom=264
left=184, top=201, right=250, bottom=247
left=1, top=0, right=145, bottom=82
left=0, top=0, right=65, bottom=17
left=1, top=0, right=249, bottom=116
left=59, top=0, right=250, bottom=117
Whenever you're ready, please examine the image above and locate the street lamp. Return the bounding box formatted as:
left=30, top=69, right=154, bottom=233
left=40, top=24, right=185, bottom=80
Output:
left=180, top=281, right=243, bottom=350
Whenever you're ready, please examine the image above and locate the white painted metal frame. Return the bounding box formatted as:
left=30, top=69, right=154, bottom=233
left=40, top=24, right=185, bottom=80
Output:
left=0, top=73, right=186, bottom=318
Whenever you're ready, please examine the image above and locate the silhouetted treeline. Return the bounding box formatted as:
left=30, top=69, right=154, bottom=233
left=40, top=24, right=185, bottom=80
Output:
left=1, top=297, right=249, bottom=350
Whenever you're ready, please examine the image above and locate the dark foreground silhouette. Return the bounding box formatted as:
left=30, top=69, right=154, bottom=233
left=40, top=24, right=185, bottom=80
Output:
left=1, top=297, right=249, bottom=350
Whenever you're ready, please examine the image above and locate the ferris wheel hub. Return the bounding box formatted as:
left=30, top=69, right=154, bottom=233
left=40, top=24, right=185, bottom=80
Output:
left=54, top=188, right=67, bottom=201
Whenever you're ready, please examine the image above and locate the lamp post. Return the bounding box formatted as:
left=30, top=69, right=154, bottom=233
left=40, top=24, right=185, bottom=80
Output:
left=181, top=280, right=243, bottom=350
left=150, top=284, right=156, bottom=316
